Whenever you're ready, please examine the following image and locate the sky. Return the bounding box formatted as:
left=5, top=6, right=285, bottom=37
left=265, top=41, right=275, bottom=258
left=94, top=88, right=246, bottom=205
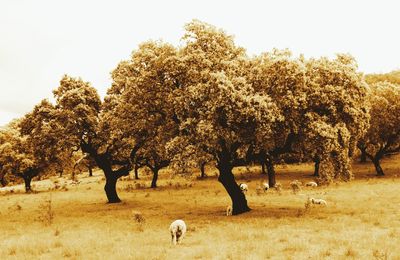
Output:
left=1, top=0, right=399, bottom=126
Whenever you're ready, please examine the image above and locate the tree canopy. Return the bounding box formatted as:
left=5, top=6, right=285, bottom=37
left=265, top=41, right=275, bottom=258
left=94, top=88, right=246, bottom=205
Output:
left=0, top=20, right=380, bottom=215
left=358, top=81, right=400, bottom=175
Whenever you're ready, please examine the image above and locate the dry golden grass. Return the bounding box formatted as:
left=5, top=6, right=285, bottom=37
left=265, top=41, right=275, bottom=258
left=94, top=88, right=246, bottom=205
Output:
left=1, top=155, right=399, bottom=259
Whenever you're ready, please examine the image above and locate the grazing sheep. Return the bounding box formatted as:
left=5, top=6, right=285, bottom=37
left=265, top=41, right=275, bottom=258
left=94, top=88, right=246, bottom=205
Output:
left=169, top=220, right=187, bottom=245
left=239, top=183, right=248, bottom=193
left=306, top=181, right=318, bottom=187
left=309, top=197, right=327, bottom=206
left=226, top=205, right=232, bottom=216
left=262, top=182, right=269, bottom=191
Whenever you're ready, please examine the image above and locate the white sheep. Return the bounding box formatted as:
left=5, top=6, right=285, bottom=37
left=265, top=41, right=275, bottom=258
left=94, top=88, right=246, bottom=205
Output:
left=306, top=181, right=318, bottom=187
left=169, top=220, right=187, bottom=245
left=226, top=205, right=232, bottom=216
left=262, top=182, right=269, bottom=191
left=309, top=197, right=327, bottom=206
left=239, top=183, right=248, bottom=193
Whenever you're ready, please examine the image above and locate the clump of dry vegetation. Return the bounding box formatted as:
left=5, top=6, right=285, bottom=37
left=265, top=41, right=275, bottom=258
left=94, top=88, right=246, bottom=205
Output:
left=132, top=211, right=146, bottom=232
left=37, top=195, right=54, bottom=226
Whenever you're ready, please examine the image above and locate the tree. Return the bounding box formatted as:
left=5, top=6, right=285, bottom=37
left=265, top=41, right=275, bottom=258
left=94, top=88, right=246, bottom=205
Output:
left=365, top=70, right=400, bottom=85
left=0, top=121, right=41, bottom=192
left=248, top=49, right=306, bottom=186
left=38, top=75, right=137, bottom=202
left=169, top=20, right=282, bottom=214
left=358, top=82, right=400, bottom=176
left=299, top=54, right=370, bottom=182
left=360, top=69, right=400, bottom=162
left=108, top=41, right=182, bottom=188
left=249, top=51, right=369, bottom=184
left=73, top=153, right=96, bottom=177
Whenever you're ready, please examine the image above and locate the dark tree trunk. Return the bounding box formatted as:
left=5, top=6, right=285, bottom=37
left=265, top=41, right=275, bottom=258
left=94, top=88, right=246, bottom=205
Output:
left=265, top=157, right=276, bottom=187
left=23, top=175, right=32, bottom=193
left=104, top=173, right=121, bottom=203
left=261, top=162, right=266, bottom=175
left=200, top=162, right=207, bottom=178
left=313, top=157, right=320, bottom=177
left=88, top=165, right=93, bottom=177
left=81, top=142, right=129, bottom=203
left=151, top=168, right=159, bottom=188
left=1, top=177, right=7, bottom=187
left=134, top=164, right=139, bottom=180
left=360, top=148, right=367, bottom=163
left=58, top=169, right=63, bottom=177
left=217, top=163, right=250, bottom=215
left=372, top=158, right=384, bottom=176
left=0, top=171, right=7, bottom=186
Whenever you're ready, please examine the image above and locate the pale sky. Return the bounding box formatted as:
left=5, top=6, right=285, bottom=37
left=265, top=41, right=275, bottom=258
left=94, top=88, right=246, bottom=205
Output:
left=1, top=0, right=399, bottom=126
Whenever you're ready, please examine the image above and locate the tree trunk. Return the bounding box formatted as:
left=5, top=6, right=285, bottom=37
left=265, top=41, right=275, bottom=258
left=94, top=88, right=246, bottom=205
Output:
left=200, top=162, right=207, bottom=178
left=23, top=175, right=32, bottom=193
left=372, top=158, right=384, bottom=176
left=134, top=164, right=139, bottom=179
left=265, top=157, right=276, bottom=187
left=217, top=163, right=250, bottom=215
left=88, top=165, right=93, bottom=177
left=82, top=144, right=126, bottom=203
left=104, top=173, right=121, bottom=203
left=0, top=171, right=7, bottom=186
left=313, top=157, right=320, bottom=177
left=261, top=162, right=266, bottom=175
left=0, top=177, right=7, bottom=187
left=151, top=168, right=159, bottom=188
left=360, top=148, right=367, bottom=163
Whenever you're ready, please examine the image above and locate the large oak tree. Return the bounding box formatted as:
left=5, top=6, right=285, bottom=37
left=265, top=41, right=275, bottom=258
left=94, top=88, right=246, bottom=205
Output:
left=169, top=20, right=282, bottom=214
left=108, top=41, right=182, bottom=188
left=358, top=81, right=400, bottom=175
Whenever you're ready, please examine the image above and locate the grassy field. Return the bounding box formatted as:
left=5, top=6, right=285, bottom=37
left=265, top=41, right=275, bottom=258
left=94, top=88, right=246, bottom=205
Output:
left=1, top=155, right=399, bottom=260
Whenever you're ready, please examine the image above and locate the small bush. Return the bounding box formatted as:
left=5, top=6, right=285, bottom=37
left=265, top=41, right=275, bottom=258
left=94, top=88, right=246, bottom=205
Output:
left=274, top=183, right=283, bottom=195
left=124, top=184, right=135, bottom=192
left=345, top=247, right=358, bottom=258
left=8, top=247, right=17, bottom=256
left=37, top=195, right=54, bottom=226
left=132, top=211, right=145, bottom=223
left=132, top=211, right=146, bottom=232
left=9, top=203, right=22, bottom=211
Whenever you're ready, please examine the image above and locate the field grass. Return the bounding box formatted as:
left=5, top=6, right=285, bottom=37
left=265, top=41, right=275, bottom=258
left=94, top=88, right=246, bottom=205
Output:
left=1, top=155, right=399, bottom=259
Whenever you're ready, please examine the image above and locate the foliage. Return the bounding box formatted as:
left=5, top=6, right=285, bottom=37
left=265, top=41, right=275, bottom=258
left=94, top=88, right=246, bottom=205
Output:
left=249, top=50, right=370, bottom=181
left=19, top=99, right=75, bottom=177
left=365, top=70, right=400, bottom=85
left=50, top=75, right=136, bottom=202
left=0, top=20, right=379, bottom=207
left=299, top=54, right=369, bottom=181
left=108, top=41, right=181, bottom=185
left=0, top=123, right=36, bottom=188
left=170, top=20, right=281, bottom=167
left=358, top=81, right=400, bottom=175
